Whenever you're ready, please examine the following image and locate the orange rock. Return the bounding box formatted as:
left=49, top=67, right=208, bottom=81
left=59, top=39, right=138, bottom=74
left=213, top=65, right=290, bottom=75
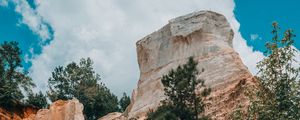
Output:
left=0, top=106, right=38, bottom=120
left=34, top=98, right=84, bottom=120
left=0, top=98, right=84, bottom=120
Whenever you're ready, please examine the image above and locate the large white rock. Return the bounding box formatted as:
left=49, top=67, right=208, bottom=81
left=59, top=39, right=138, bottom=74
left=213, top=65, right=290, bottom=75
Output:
left=126, top=11, right=252, bottom=118
left=103, top=11, right=258, bottom=120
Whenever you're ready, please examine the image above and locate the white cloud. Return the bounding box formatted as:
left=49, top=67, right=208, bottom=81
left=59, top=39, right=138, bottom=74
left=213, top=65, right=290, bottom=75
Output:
left=0, top=0, right=8, bottom=6
left=250, top=34, right=261, bottom=40
left=4, top=0, right=51, bottom=41
left=233, top=32, right=265, bottom=74
left=22, top=0, right=274, bottom=96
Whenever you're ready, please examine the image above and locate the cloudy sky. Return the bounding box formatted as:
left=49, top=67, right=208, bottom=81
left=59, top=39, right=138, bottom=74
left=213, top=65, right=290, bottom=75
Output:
left=0, top=0, right=299, bottom=97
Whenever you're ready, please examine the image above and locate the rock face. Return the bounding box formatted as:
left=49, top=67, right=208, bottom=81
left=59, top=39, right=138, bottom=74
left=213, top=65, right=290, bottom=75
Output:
left=0, top=99, right=84, bottom=120
left=0, top=106, right=38, bottom=120
left=102, top=11, right=258, bottom=120
left=34, top=98, right=84, bottom=120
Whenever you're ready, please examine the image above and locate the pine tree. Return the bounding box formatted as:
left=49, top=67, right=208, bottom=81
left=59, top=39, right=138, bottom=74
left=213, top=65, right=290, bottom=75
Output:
left=119, top=92, right=130, bottom=112
left=147, top=57, right=210, bottom=120
left=0, top=41, right=35, bottom=110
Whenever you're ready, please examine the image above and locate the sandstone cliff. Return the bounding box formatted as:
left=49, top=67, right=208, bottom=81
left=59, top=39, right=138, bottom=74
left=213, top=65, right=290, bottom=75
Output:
left=101, top=11, right=258, bottom=120
left=34, top=98, right=84, bottom=120
left=0, top=99, right=84, bottom=120
left=0, top=106, right=38, bottom=120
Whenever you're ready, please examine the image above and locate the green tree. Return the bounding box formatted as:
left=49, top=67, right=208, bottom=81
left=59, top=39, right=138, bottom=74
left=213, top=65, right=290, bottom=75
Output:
left=147, top=102, right=177, bottom=120
left=231, top=105, right=244, bottom=120
left=26, top=91, right=48, bottom=109
left=248, top=22, right=300, bottom=120
left=119, top=92, right=130, bottom=112
left=0, top=41, right=35, bottom=110
left=148, top=57, right=210, bottom=120
left=47, top=58, right=119, bottom=120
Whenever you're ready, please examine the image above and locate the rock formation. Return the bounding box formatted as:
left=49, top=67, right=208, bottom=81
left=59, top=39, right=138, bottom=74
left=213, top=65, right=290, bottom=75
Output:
left=101, top=10, right=258, bottom=120
left=0, top=98, right=84, bottom=120
left=34, top=98, right=84, bottom=120
left=0, top=106, right=38, bottom=120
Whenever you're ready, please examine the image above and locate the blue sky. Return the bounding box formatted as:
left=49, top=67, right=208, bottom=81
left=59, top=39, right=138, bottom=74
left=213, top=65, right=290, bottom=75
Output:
left=0, top=0, right=53, bottom=70
left=234, top=0, right=300, bottom=52
left=0, top=0, right=299, bottom=96
left=0, top=2, right=38, bottom=69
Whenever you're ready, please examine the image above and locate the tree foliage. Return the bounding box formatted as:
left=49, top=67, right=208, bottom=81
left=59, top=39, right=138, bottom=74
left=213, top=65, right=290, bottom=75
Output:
left=26, top=91, right=48, bottom=109
left=247, top=22, right=300, bottom=120
left=0, top=41, right=35, bottom=110
left=147, top=102, right=177, bottom=120
left=119, top=92, right=130, bottom=112
left=147, top=57, right=210, bottom=120
left=47, top=58, right=119, bottom=120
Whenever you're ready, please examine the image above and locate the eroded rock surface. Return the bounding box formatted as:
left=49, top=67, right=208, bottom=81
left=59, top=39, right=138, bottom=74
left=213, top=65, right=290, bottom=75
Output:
left=34, top=98, right=84, bottom=120
left=127, top=10, right=255, bottom=119
left=102, top=11, right=257, bottom=120
left=0, top=106, right=38, bottom=120
left=1, top=98, right=86, bottom=120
